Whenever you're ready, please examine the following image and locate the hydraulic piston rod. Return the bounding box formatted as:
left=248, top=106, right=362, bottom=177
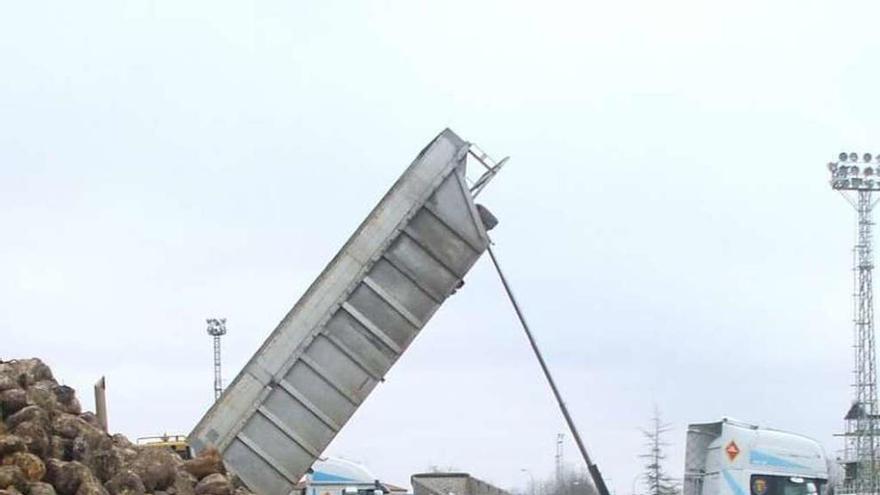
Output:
left=487, top=244, right=611, bottom=495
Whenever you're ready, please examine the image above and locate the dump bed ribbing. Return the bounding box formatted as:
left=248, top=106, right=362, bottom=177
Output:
left=189, top=129, right=497, bottom=495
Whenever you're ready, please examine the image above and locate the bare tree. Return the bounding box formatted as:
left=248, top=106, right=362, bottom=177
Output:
left=640, top=406, right=679, bottom=495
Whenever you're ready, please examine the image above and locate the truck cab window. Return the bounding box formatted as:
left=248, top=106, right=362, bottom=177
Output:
left=751, top=476, right=823, bottom=495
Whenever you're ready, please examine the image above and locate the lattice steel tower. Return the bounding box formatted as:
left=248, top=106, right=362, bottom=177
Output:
left=206, top=318, right=227, bottom=400
left=556, top=433, right=565, bottom=485
left=829, top=152, right=880, bottom=495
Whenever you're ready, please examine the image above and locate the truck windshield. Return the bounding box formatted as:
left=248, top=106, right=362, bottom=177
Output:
left=750, top=475, right=824, bottom=495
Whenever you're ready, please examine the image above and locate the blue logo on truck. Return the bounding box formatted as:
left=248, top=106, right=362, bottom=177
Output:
left=749, top=450, right=807, bottom=470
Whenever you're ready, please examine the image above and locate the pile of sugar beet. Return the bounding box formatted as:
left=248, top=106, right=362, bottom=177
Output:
left=0, top=359, right=254, bottom=495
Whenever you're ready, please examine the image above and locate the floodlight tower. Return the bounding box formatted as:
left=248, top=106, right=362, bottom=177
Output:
left=829, top=152, right=880, bottom=495
left=556, top=433, right=565, bottom=486
left=206, top=318, right=227, bottom=401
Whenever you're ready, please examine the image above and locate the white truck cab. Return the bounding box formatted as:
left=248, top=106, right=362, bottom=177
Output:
left=684, top=419, right=828, bottom=495
left=305, top=457, right=384, bottom=495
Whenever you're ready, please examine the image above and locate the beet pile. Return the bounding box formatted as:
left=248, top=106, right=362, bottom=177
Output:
left=0, top=359, right=254, bottom=495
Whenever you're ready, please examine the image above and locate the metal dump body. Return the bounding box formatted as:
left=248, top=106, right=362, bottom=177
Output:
left=412, top=473, right=511, bottom=495
left=189, top=129, right=495, bottom=495
left=684, top=422, right=722, bottom=495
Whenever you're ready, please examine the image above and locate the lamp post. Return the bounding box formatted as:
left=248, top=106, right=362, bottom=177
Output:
left=631, top=473, right=645, bottom=495
left=521, top=469, right=536, bottom=495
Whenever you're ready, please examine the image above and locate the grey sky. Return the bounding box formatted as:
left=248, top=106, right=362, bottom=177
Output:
left=2, top=0, right=879, bottom=493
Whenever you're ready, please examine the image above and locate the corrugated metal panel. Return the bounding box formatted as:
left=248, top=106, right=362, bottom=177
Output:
left=683, top=422, right=722, bottom=495
left=189, top=129, right=496, bottom=495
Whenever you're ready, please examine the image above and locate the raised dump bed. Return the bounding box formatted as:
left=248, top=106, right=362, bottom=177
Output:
left=189, top=129, right=500, bottom=495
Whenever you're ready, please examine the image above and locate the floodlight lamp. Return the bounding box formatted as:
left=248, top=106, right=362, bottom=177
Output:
left=865, top=153, right=873, bottom=162
left=841, top=152, right=850, bottom=162
left=850, top=152, right=859, bottom=162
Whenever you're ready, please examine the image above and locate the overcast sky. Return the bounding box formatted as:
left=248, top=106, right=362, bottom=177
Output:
left=3, top=0, right=880, bottom=493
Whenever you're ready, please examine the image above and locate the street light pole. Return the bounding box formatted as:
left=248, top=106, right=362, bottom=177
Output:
left=521, top=469, right=536, bottom=495
left=631, top=473, right=645, bottom=495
